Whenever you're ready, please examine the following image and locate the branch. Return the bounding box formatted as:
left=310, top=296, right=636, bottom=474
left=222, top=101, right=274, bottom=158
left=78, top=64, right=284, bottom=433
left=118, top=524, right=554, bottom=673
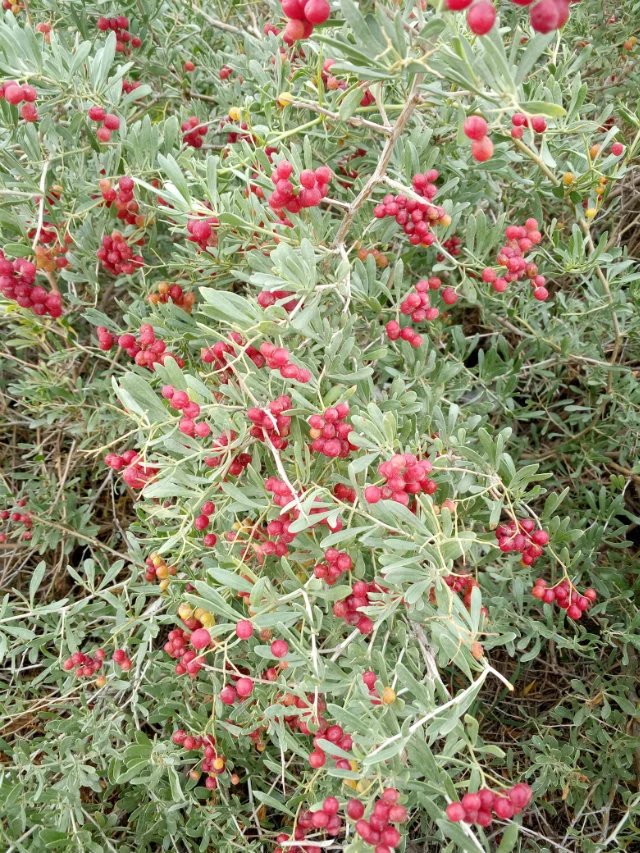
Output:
left=333, top=74, right=424, bottom=249
left=289, top=99, right=392, bottom=136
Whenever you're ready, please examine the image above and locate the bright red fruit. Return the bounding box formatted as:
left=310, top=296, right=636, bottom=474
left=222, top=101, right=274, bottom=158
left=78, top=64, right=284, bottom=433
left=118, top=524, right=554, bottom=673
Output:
left=190, top=628, right=211, bottom=650
left=463, top=115, right=488, bottom=140
left=467, top=2, right=497, bottom=35
left=471, top=136, right=494, bottom=161
left=304, top=0, right=330, bottom=25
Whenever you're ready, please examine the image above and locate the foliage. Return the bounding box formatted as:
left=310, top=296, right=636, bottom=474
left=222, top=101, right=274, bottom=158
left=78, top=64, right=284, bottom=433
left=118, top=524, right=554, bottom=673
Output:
left=1, top=2, right=639, bottom=852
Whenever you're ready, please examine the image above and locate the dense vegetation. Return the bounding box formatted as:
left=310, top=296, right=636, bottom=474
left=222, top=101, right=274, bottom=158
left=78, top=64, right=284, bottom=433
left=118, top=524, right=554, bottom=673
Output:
left=1, top=2, right=639, bottom=852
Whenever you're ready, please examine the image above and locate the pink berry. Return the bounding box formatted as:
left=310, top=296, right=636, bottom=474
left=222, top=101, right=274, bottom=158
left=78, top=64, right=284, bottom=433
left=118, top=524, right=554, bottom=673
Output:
left=190, top=628, right=211, bottom=650
left=270, top=639, right=289, bottom=658
left=446, top=802, right=465, bottom=822
left=471, top=136, right=494, bottom=162
left=235, top=677, right=254, bottom=698
left=467, top=1, right=497, bottom=35
left=463, top=116, right=488, bottom=141
left=236, top=619, right=254, bottom=640
left=304, top=0, right=331, bottom=26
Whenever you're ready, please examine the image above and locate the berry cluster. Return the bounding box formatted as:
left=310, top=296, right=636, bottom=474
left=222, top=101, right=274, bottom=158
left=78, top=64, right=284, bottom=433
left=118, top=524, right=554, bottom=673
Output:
left=122, top=78, right=140, bottom=94
left=357, top=246, right=389, bottom=268
left=164, top=627, right=210, bottom=678
left=365, top=453, right=436, bottom=506
left=98, top=324, right=183, bottom=369
left=87, top=106, right=121, bottom=143
left=144, top=552, right=177, bottom=590
left=259, top=341, right=311, bottom=382
left=463, top=115, right=494, bottom=162
left=385, top=320, right=422, bottom=349
left=444, top=574, right=488, bottom=617
left=309, top=721, right=354, bottom=770
left=112, top=648, right=132, bottom=671
left=531, top=578, right=597, bottom=620
left=334, top=482, right=357, bottom=503
left=495, top=518, right=549, bottom=566
left=63, top=648, right=106, bottom=678
left=34, top=233, right=71, bottom=272
left=439, top=234, right=462, bottom=260
left=511, top=112, right=547, bottom=140
left=446, top=782, right=533, bottom=826
left=0, top=251, right=62, bottom=317
left=187, top=216, right=219, bottom=250
left=201, top=332, right=248, bottom=382
left=181, top=115, right=208, bottom=148
left=97, top=230, right=143, bottom=276
left=262, top=513, right=298, bottom=558
left=99, top=176, right=142, bottom=226
left=247, top=396, right=292, bottom=449
left=445, top=0, right=570, bottom=36
left=225, top=514, right=296, bottom=561
left=148, top=281, right=195, bottom=312
left=193, top=500, right=218, bottom=548
left=204, top=431, right=252, bottom=477
left=104, top=449, right=158, bottom=489
left=0, top=80, right=38, bottom=121
left=265, top=476, right=295, bottom=509
left=171, top=731, right=225, bottom=789
left=0, top=497, right=32, bottom=543
left=276, top=798, right=343, bottom=852
left=96, top=15, right=142, bottom=53
left=257, top=288, right=298, bottom=311
left=350, top=788, right=409, bottom=850
left=220, top=674, right=255, bottom=704
left=333, top=580, right=383, bottom=635
left=268, top=160, right=332, bottom=213
left=308, top=403, right=355, bottom=458
left=161, top=385, right=211, bottom=439
left=280, top=0, right=330, bottom=44
left=322, top=60, right=375, bottom=107
left=397, top=276, right=458, bottom=326
left=178, top=602, right=215, bottom=630
left=313, top=548, right=353, bottom=584
left=373, top=172, right=450, bottom=247
left=481, top=219, right=548, bottom=300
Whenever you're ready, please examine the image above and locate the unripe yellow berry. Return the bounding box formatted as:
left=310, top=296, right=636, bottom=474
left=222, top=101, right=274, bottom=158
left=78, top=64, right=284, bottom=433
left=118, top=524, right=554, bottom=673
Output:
left=585, top=208, right=597, bottom=220
left=178, top=603, right=193, bottom=620
left=228, top=107, right=242, bottom=122
left=381, top=686, right=396, bottom=705
left=277, top=92, right=293, bottom=107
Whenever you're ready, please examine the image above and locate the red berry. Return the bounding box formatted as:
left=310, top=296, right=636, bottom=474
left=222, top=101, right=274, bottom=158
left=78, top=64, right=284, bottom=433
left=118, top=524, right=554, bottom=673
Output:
left=103, top=113, right=120, bottom=130
left=308, top=749, right=325, bottom=768
left=467, top=1, right=497, bottom=35
left=271, top=639, right=289, bottom=658
left=463, top=116, right=488, bottom=141
left=471, top=136, right=494, bottom=162
left=347, top=799, right=365, bottom=820
left=304, top=0, right=330, bottom=25
left=531, top=115, right=547, bottom=133
left=235, top=677, right=254, bottom=698
left=529, top=0, right=560, bottom=33
left=446, top=802, right=465, bottom=822
left=190, top=628, right=211, bottom=650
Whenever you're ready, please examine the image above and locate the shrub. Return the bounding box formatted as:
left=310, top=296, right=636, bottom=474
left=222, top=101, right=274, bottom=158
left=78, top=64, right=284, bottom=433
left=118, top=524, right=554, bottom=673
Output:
left=1, top=2, right=639, bottom=852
